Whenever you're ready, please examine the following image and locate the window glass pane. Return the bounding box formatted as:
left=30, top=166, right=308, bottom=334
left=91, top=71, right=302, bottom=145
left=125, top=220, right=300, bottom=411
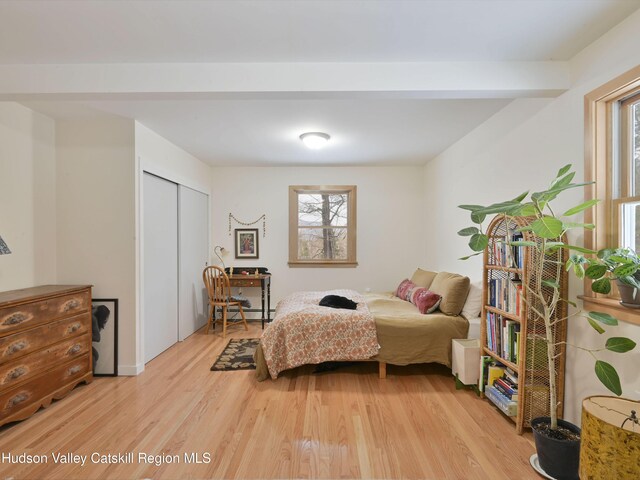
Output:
left=297, top=228, right=347, bottom=260
left=620, top=201, right=640, bottom=252
left=634, top=102, right=640, bottom=196
left=298, top=193, right=348, bottom=227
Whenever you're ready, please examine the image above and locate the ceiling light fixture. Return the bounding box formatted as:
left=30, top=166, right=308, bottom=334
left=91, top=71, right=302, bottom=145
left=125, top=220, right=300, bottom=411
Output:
left=300, top=132, right=330, bottom=149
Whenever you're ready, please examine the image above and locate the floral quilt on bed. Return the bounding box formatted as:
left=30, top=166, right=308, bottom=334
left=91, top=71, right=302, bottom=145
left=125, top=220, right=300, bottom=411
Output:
left=260, top=289, right=380, bottom=379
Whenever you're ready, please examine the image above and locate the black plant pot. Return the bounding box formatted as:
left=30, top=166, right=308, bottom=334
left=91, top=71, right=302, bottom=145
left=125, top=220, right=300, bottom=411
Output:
left=531, top=417, right=581, bottom=480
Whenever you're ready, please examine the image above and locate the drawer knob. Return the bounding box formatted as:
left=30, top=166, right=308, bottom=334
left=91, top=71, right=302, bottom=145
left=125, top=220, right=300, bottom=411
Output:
left=68, top=365, right=82, bottom=375
left=6, top=366, right=27, bottom=381
left=68, top=344, right=82, bottom=355
left=7, top=392, right=29, bottom=408
left=3, top=313, right=26, bottom=326
left=62, top=299, right=80, bottom=312
left=6, top=341, right=27, bottom=355
left=67, top=323, right=81, bottom=334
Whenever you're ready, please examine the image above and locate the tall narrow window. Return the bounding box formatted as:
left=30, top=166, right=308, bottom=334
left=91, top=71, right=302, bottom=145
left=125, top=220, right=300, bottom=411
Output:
left=584, top=64, right=640, bottom=325
left=289, top=185, right=357, bottom=267
left=615, top=94, right=640, bottom=251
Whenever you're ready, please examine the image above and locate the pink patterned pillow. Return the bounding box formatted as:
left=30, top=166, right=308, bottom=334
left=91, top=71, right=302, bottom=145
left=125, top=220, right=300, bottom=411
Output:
left=409, top=287, right=442, bottom=314
left=395, top=279, right=442, bottom=314
left=395, top=279, right=414, bottom=299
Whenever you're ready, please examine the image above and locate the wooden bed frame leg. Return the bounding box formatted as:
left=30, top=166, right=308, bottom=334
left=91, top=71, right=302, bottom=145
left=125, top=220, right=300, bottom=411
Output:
left=379, top=362, right=386, bottom=379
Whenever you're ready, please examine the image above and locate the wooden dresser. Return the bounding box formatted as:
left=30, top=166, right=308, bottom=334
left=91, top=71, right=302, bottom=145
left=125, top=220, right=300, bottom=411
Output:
left=0, top=285, right=93, bottom=427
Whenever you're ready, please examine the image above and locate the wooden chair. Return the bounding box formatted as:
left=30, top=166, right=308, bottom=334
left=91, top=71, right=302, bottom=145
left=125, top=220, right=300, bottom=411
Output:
left=203, top=265, right=248, bottom=338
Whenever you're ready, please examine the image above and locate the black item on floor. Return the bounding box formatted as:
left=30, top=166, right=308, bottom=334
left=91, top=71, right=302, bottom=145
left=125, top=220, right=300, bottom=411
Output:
left=313, top=361, right=357, bottom=374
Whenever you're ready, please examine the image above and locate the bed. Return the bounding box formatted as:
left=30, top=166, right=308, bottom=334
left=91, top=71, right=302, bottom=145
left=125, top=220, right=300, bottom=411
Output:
left=254, top=269, right=477, bottom=381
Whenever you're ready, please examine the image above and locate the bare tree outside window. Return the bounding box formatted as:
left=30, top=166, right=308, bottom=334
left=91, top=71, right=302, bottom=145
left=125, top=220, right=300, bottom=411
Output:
left=289, top=186, right=357, bottom=266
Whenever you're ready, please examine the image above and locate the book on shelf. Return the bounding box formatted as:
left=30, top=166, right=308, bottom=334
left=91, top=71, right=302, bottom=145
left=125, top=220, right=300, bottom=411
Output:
left=487, top=277, right=523, bottom=315
left=490, top=232, right=525, bottom=269
left=485, top=311, right=521, bottom=363
left=487, top=364, right=505, bottom=386
left=479, top=355, right=491, bottom=393
left=484, top=385, right=518, bottom=416
left=494, top=377, right=519, bottom=400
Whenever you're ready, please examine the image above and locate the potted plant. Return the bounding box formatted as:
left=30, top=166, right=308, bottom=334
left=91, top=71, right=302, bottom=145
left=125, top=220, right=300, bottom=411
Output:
left=458, top=164, right=637, bottom=480
left=571, top=247, right=640, bottom=308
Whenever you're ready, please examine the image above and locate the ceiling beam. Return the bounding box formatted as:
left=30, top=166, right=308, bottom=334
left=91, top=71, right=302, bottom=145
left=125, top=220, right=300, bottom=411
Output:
left=0, top=62, right=569, bottom=100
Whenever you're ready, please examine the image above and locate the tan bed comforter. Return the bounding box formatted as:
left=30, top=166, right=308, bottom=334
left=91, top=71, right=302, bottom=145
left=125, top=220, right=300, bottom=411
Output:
left=255, top=291, right=469, bottom=381
left=257, top=289, right=380, bottom=380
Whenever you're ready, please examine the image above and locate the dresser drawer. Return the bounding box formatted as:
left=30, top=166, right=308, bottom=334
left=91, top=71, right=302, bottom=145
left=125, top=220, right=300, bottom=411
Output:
left=0, top=355, right=90, bottom=420
left=0, top=313, right=90, bottom=365
left=0, top=291, right=90, bottom=335
left=0, top=333, right=90, bottom=389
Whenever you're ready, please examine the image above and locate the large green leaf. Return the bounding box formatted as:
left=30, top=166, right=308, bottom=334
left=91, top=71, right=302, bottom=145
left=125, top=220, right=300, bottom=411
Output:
left=605, top=337, right=637, bottom=353
left=459, top=204, right=484, bottom=212
left=562, top=222, right=595, bottom=230
left=531, top=217, right=564, bottom=239
left=518, top=202, right=546, bottom=216
left=531, top=182, right=593, bottom=203
left=619, top=275, right=640, bottom=288
left=587, top=317, right=605, bottom=334
left=585, top=264, right=607, bottom=280
left=551, top=172, right=576, bottom=189
left=588, top=311, right=618, bottom=326
left=561, top=199, right=600, bottom=217
left=542, top=279, right=560, bottom=289
left=469, top=233, right=489, bottom=252
left=607, top=255, right=629, bottom=263
left=512, top=191, right=529, bottom=203
left=556, top=164, right=572, bottom=178
left=595, top=361, right=622, bottom=396
left=475, top=201, right=524, bottom=215
left=613, top=263, right=638, bottom=278
left=591, top=278, right=612, bottom=294
left=471, top=210, right=486, bottom=224
left=458, top=227, right=480, bottom=237
left=565, top=245, right=597, bottom=254
left=597, top=248, right=614, bottom=259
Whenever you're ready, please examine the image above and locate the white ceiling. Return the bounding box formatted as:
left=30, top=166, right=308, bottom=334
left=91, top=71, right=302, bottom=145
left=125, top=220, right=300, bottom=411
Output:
left=6, top=0, right=640, bottom=166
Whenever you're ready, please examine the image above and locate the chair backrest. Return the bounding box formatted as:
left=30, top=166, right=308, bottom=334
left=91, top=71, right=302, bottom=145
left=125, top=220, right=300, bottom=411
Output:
left=203, top=265, right=230, bottom=305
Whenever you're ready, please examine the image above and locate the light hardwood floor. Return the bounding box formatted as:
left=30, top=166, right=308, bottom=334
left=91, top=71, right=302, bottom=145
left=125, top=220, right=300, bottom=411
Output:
left=0, top=323, right=540, bottom=479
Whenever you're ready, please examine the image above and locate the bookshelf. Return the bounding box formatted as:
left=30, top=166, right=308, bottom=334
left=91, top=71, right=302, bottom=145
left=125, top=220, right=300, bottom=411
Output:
left=480, top=215, right=568, bottom=434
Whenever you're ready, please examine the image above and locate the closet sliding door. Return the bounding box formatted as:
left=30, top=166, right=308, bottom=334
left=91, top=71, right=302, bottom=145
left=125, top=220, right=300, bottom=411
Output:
left=143, top=172, right=179, bottom=363
left=178, top=185, right=209, bottom=340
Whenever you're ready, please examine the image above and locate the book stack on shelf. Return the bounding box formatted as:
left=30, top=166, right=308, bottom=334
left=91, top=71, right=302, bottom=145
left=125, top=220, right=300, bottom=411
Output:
left=480, top=358, right=519, bottom=417
left=480, top=215, right=567, bottom=434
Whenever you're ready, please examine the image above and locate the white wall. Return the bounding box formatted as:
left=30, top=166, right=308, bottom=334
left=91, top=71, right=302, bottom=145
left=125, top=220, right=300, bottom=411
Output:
left=56, top=118, right=137, bottom=374
left=0, top=102, right=56, bottom=291
left=423, top=10, right=640, bottom=424
left=211, top=166, right=425, bottom=314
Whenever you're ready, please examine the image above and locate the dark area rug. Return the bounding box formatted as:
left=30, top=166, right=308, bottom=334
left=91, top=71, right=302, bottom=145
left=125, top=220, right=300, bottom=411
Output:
left=211, top=338, right=259, bottom=371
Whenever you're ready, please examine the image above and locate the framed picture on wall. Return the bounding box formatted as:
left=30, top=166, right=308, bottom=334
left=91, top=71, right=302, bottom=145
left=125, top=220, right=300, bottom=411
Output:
left=235, top=228, right=259, bottom=259
left=92, top=298, right=118, bottom=376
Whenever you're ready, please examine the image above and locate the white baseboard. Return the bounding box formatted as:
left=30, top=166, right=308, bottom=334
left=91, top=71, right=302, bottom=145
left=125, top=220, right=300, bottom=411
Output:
left=118, top=363, right=145, bottom=376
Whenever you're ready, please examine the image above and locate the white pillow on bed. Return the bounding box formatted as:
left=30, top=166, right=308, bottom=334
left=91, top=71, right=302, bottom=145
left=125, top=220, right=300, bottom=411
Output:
left=461, top=281, right=482, bottom=320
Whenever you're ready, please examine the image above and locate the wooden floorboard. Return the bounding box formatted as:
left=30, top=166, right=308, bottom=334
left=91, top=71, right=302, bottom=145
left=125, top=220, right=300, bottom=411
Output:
left=0, top=324, right=540, bottom=479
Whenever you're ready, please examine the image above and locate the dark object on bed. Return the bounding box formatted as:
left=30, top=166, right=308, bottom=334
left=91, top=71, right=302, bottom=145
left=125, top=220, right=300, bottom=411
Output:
left=319, top=295, right=358, bottom=310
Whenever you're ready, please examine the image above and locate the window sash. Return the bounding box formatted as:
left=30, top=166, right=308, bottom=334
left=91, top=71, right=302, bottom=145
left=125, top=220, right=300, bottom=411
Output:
left=289, top=185, right=357, bottom=267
